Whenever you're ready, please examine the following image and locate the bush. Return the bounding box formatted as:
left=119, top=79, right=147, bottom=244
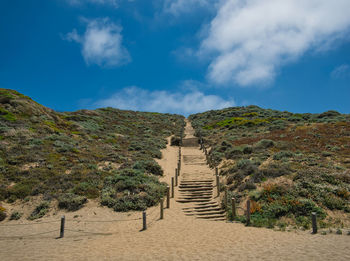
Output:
left=273, top=151, right=294, bottom=160
left=261, top=163, right=291, bottom=178
left=225, top=148, right=243, bottom=159
left=72, top=182, right=100, bottom=199
left=10, top=211, right=22, bottom=220
left=101, top=168, right=166, bottom=211
left=323, top=194, right=345, bottom=210
left=242, top=145, right=253, bottom=154
left=0, top=206, right=6, bottom=221
left=238, top=181, right=257, bottom=191
left=255, top=139, right=275, bottom=149
left=133, top=160, right=163, bottom=176
left=170, top=136, right=181, bottom=146
left=58, top=193, right=87, bottom=211
left=8, top=180, right=37, bottom=200
left=28, top=201, right=50, bottom=220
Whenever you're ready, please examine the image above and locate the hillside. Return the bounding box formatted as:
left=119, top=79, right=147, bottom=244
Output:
left=0, top=89, right=185, bottom=221
left=189, top=106, right=350, bottom=229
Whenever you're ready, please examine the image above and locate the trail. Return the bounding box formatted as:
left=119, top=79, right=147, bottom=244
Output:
left=1, top=120, right=350, bottom=260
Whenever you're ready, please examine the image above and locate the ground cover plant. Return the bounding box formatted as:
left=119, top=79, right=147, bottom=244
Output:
left=0, top=89, right=185, bottom=219
left=189, top=106, right=350, bottom=229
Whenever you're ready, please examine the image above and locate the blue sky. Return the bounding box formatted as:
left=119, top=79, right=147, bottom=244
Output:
left=0, top=0, right=350, bottom=116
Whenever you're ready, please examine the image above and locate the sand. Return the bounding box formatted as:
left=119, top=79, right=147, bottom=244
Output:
left=1, top=121, right=350, bottom=260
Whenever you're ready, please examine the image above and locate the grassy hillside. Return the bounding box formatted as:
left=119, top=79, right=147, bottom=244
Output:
left=189, top=106, right=350, bottom=229
left=0, top=89, right=184, bottom=220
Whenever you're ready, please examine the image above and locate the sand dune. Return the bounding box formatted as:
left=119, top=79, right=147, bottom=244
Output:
left=1, top=122, right=350, bottom=260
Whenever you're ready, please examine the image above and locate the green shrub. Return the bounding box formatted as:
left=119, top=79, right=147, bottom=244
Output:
left=255, top=139, right=275, bottom=149
left=8, top=180, right=37, bottom=199
left=133, top=160, right=163, bottom=176
left=28, top=201, right=50, bottom=220
left=72, top=182, right=100, bottom=199
left=101, top=168, right=166, bottom=211
left=10, top=211, right=22, bottom=220
left=242, top=145, right=253, bottom=154
left=273, top=151, right=294, bottom=160
left=261, top=163, right=291, bottom=178
left=170, top=136, right=181, bottom=146
left=58, top=193, right=87, bottom=211
left=323, top=194, right=345, bottom=210
left=225, top=148, right=243, bottom=159
left=0, top=206, right=6, bottom=221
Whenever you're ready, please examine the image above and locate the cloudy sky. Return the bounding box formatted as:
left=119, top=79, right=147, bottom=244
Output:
left=1, top=0, right=350, bottom=115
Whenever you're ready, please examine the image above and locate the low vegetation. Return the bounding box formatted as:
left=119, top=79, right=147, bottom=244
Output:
left=190, top=106, right=350, bottom=229
left=0, top=88, right=185, bottom=220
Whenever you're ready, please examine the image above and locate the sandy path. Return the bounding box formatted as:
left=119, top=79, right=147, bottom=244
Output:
left=1, top=120, right=350, bottom=260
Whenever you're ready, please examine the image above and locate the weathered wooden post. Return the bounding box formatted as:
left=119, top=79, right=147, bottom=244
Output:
left=142, top=211, right=147, bottom=230
left=59, top=215, right=65, bottom=238
left=246, top=200, right=251, bottom=225
left=175, top=168, right=178, bottom=186
left=178, top=161, right=181, bottom=176
left=171, top=177, right=175, bottom=198
left=312, top=212, right=317, bottom=234
left=215, top=167, right=218, bottom=176
left=216, top=175, right=220, bottom=197
left=224, top=187, right=228, bottom=210
left=231, top=197, right=236, bottom=219
left=166, top=186, right=170, bottom=208
left=160, top=199, right=164, bottom=220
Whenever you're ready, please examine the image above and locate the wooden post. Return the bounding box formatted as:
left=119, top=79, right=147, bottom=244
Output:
left=175, top=168, right=178, bottom=186
left=160, top=200, right=164, bottom=220
left=171, top=177, right=174, bottom=198
left=59, top=215, right=65, bottom=238
left=178, top=161, right=181, bottom=176
left=224, top=187, right=228, bottom=210
left=246, top=200, right=251, bottom=225
left=312, top=212, right=317, bottom=234
left=231, top=197, right=236, bottom=219
left=216, top=175, right=220, bottom=197
left=142, top=211, right=147, bottom=230
left=166, top=186, right=170, bottom=208
left=215, top=167, right=218, bottom=176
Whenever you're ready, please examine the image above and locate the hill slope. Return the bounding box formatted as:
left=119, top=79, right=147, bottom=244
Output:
left=0, top=89, right=184, bottom=220
left=189, top=106, right=350, bottom=229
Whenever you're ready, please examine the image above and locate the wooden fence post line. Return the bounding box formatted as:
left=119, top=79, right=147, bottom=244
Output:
left=171, top=177, right=175, bottom=198
left=142, top=211, right=147, bottom=231
left=246, top=200, right=251, bottom=225
left=59, top=215, right=65, bottom=238
left=166, top=186, right=170, bottom=208
left=160, top=200, right=164, bottom=220
left=232, top=197, right=236, bottom=219
left=175, top=168, right=178, bottom=186
left=216, top=175, right=220, bottom=197
left=312, top=212, right=317, bottom=234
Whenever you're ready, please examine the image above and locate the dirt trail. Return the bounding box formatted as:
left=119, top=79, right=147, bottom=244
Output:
left=1, top=120, right=350, bottom=260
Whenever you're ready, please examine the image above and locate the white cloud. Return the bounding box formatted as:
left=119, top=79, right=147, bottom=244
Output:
left=93, top=86, right=234, bottom=115
left=65, top=18, right=131, bottom=67
left=199, top=0, right=350, bottom=86
left=163, top=0, right=216, bottom=16
left=331, top=64, right=350, bottom=79
left=67, top=0, right=119, bottom=8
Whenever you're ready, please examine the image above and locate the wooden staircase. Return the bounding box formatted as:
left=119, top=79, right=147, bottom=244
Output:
left=176, top=178, right=226, bottom=221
